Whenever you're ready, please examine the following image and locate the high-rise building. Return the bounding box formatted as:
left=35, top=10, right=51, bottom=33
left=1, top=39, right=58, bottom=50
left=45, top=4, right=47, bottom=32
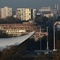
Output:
left=31, top=9, right=36, bottom=19
left=55, top=4, right=60, bottom=10
left=16, top=8, right=31, bottom=21
left=0, top=6, right=12, bottom=18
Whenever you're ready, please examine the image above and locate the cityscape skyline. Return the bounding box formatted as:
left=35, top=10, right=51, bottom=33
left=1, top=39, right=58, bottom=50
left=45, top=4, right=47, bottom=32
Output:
left=0, top=0, right=60, bottom=10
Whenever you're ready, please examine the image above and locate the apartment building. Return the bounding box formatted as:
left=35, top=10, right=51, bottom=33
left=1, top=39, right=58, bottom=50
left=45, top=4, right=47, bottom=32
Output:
left=0, top=22, right=47, bottom=41
left=0, top=6, right=12, bottom=18
left=16, top=8, right=31, bottom=21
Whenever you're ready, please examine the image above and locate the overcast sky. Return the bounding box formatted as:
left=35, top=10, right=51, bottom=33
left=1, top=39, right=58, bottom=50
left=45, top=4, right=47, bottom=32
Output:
left=0, top=0, right=60, bottom=10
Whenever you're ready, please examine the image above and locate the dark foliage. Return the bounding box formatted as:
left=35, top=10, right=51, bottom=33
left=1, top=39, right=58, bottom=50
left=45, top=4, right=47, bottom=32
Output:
left=0, top=16, right=23, bottom=24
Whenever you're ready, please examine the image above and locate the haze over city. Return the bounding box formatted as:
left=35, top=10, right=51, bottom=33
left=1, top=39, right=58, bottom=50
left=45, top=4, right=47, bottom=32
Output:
left=0, top=0, right=60, bottom=10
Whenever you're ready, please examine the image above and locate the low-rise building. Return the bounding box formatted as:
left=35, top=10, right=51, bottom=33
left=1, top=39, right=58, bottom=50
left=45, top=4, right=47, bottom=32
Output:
left=0, top=22, right=47, bottom=41
left=39, top=6, right=51, bottom=13
left=44, top=13, right=54, bottom=18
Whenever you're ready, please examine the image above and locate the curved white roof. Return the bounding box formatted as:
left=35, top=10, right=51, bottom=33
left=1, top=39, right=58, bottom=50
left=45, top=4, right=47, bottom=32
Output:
left=0, top=31, right=35, bottom=50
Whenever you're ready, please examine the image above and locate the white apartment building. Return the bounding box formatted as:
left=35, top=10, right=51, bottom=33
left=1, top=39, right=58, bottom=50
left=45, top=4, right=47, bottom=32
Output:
left=0, top=6, right=12, bottom=18
left=16, top=8, right=31, bottom=21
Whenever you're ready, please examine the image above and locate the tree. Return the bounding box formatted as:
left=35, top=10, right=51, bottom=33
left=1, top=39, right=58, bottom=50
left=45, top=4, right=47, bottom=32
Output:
left=0, top=46, right=24, bottom=60
left=56, top=40, right=60, bottom=49
left=53, top=31, right=60, bottom=60
left=34, top=54, right=53, bottom=60
left=56, top=30, right=60, bottom=40
left=0, top=16, right=22, bottom=24
left=53, top=52, right=60, bottom=60
left=35, top=16, right=48, bottom=26
left=56, top=16, right=60, bottom=21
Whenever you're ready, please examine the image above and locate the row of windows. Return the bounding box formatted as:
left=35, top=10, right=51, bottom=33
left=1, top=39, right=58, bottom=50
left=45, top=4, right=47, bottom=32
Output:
left=0, top=24, right=36, bottom=27
left=6, top=30, right=26, bottom=32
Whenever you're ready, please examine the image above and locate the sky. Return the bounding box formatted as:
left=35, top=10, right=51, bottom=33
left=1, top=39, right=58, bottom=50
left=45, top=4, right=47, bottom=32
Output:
left=0, top=0, right=60, bottom=10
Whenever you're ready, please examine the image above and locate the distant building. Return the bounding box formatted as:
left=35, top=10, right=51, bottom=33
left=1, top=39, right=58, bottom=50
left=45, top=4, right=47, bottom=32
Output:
left=0, top=6, right=12, bottom=18
left=38, top=6, right=54, bottom=18
left=12, top=10, right=16, bottom=16
left=51, top=9, right=57, bottom=14
left=13, top=15, right=16, bottom=18
left=39, top=6, right=51, bottom=13
left=16, top=8, right=31, bottom=21
left=0, top=22, right=47, bottom=41
left=36, top=13, right=41, bottom=17
left=31, top=9, right=36, bottom=19
left=57, top=10, right=60, bottom=14
left=44, top=13, right=54, bottom=18
left=55, top=4, right=60, bottom=10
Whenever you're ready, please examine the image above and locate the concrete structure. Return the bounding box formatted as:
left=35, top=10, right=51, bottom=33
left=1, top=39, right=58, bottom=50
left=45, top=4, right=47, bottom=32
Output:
left=16, top=8, right=31, bottom=20
left=0, top=6, right=12, bottom=18
left=0, top=31, right=35, bottom=50
left=53, top=21, right=60, bottom=51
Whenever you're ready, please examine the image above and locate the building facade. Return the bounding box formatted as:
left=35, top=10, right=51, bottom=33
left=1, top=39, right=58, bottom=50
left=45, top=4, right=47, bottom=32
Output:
left=31, top=9, right=36, bottom=19
left=39, top=6, right=51, bottom=13
left=16, top=8, right=31, bottom=21
left=38, top=6, right=55, bottom=18
left=0, top=22, right=47, bottom=41
left=44, top=13, right=54, bottom=18
left=0, top=6, right=12, bottom=18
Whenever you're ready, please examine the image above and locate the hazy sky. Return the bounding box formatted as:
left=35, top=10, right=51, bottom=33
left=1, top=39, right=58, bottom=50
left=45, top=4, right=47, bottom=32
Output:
left=0, top=0, right=60, bottom=10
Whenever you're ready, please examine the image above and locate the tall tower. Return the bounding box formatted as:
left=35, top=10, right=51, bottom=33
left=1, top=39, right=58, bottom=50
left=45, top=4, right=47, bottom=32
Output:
left=57, top=4, right=58, bottom=10
left=55, top=4, right=60, bottom=10
left=55, top=4, right=57, bottom=9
